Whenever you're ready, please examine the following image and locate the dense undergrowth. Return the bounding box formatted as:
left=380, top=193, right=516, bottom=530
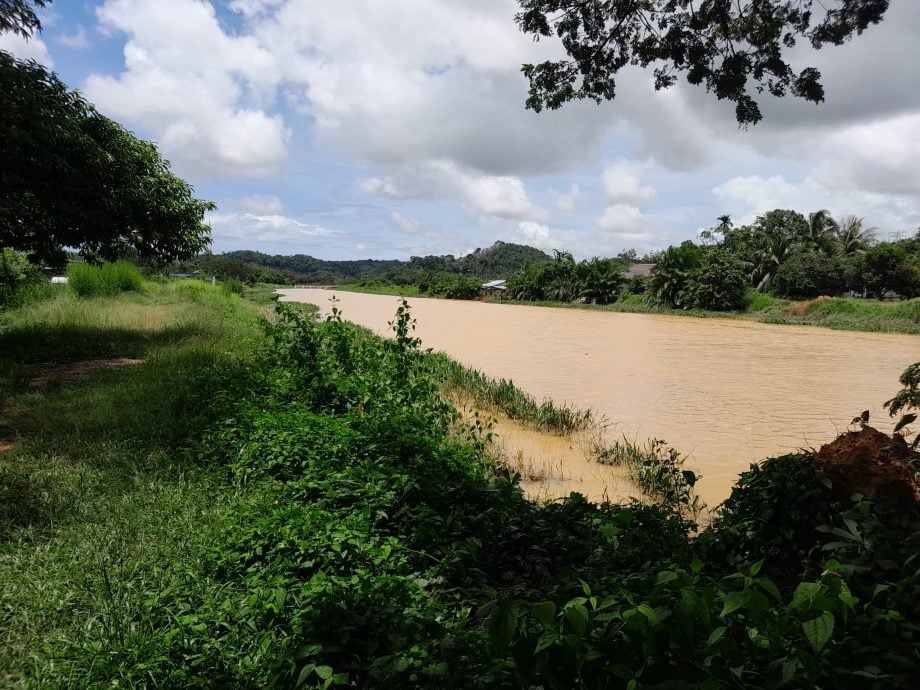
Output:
left=1, top=286, right=918, bottom=688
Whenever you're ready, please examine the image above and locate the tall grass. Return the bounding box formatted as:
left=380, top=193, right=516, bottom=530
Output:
left=68, top=260, right=144, bottom=297
left=428, top=353, right=593, bottom=434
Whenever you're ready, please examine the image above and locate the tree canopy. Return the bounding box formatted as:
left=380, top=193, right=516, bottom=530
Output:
left=0, top=0, right=49, bottom=38
left=0, top=51, right=213, bottom=265
left=516, top=0, right=890, bottom=125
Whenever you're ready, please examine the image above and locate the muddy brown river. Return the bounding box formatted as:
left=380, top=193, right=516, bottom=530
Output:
left=279, top=289, right=919, bottom=507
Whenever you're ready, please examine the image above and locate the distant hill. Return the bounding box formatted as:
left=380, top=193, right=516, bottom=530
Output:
left=222, top=242, right=551, bottom=281
left=221, top=250, right=403, bottom=279
left=406, top=241, right=551, bottom=277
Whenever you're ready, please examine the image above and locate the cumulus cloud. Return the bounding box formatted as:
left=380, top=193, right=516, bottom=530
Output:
left=389, top=212, right=447, bottom=240
left=712, top=174, right=920, bottom=234
left=84, top=0, right=289, bottom=178
left=552, top=183, right=584, bottom=213
left=240, top=0, right=612, bottom=177
left=238, top=194, right=284, bottom=213
left=595, top=205, right=655, bottom=243
left=0, top=32, right=53, bottom=66
left=58, top=25, right=90, bottom=49
left=602, top=160, right=656, bottom=205
left=361, top=161, right=544, bottom=221
left=207, top=212, right=340, bottom=245
left=505, top=221, right=578, bottom=253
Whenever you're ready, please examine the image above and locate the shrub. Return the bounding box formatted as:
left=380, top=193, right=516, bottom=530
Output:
left=68, top=260, right=143, bottom=297
left=0, top=247, right=45, bottom=308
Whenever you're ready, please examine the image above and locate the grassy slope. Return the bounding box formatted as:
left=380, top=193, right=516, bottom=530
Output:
left=0, top=282, right=263, bottom=686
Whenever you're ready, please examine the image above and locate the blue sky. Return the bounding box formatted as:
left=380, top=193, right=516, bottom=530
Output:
left=3, top=0, right=919, bottom=260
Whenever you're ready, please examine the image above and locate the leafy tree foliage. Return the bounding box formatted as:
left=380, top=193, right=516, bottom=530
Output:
left=685, top=249, right=748, bottom=311
left=648, top=241, right=703, bottom=308
left=772, top=251, right=845, bottom=298
left=0, top=0, right=49, bottom=37
left=0, top=52, right=213, bottom=265
left=846, top=244, right=919, bottom=297
left=835, top=215, right=877, bottom=255
left=516, top=0, right=890, bottom=125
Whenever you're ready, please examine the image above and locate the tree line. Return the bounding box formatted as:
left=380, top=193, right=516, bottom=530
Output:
left=498, top=210, right=919, bottom=312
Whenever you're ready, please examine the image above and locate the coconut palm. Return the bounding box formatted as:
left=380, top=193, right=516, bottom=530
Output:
left=836, top=216, right=877, bottom=255
left=805, top=209, right=839, bottom=254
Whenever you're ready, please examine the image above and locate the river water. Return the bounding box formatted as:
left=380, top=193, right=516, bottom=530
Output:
left=279, top=289, right=919, bottom=507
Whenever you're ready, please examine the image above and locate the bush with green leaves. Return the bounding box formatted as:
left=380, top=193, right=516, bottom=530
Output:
left=0, top=247, right=44, bottom=307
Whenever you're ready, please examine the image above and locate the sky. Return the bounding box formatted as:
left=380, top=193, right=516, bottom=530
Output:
left=2, top=0, right=919, bottom=260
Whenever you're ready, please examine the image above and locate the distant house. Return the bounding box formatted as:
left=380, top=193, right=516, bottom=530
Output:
left=622, top=263, right=655, bottom=279
left=480, top=279, right=507, bottom=293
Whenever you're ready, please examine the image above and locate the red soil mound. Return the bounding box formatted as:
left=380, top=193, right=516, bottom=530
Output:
left=815, top=426, right=919, bottom=503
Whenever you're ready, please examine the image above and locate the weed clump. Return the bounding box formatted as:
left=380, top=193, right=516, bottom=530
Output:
left=68, top=260, right=143, bottom=297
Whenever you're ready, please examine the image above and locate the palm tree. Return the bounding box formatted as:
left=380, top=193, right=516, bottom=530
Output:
left=805, top=209, right=839, bottom=254
left=836, top=216, right=877, bottom=255
left=750, top=232, right=798, bottom=291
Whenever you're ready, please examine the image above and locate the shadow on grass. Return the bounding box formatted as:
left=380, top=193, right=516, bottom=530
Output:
left=0, top=342, right=258, bottom=538
left=0, top=322, right=219, bottom=366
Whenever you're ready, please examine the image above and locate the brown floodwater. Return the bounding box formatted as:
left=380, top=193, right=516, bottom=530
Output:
left=278, top=289, right=919, bottom=507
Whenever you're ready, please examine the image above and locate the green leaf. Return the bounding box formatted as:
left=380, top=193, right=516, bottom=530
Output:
left=532, top=600, right=557, bottom=626
left=802, top=611, right=834, bottom=654
left=565, top=602, right=589, bottom=635
left=706, top=626, right=727, bottom=647
left=790, top=582, right=822, bottom=610
left=749, top=560, right=764, bottom=577
left=637, top=603, right=658, bottom=623
left=756, top=576, right=781, bottom=601
left=720, top=591, right=749, bottom=618
left=315, top=665, right=333, bottom=680
left=534, top=632, right=557, bottom=654
left=656, top=570, right=679, bottom=585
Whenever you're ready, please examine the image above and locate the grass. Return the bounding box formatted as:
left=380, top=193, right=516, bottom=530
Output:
left=492, top=293, right=920, bottom=334
left=336, top=283, right=422, bottom=296
left=67, top=260, right=143, bottom=297
left=427, top=352, right=593, bottom=435
left=0, top=279, right=263, bottom=684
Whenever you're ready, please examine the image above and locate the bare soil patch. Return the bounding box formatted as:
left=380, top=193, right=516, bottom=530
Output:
left=815, top=426, right=919, bottom=503
left=27, top=358, right=144, bottom=389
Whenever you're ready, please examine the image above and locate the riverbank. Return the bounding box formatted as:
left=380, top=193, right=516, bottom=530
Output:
left=2, top=282, right=917, bottom=687
left=335, top=284, right=920, bottom=334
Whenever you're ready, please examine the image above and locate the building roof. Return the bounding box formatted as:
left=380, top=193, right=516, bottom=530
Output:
left=481, top=279, right=507, bottom=290
left=623, top=263, right=655, bottom=278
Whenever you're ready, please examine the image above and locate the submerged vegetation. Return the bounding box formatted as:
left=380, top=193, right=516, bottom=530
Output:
left=1, top=278, right=918, bottom=688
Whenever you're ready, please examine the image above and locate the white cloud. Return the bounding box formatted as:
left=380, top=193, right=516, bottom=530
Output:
left=602, top=160, right=656, bottom=205
left=0, top=32, right=53, bottom=66
left=506, top=221, right=577, bottom=253
left=238, top=194, right=284, bottom=213
left=361, top=161, right=544, bottom=221
left=207, top=212, right=340, bottom=245
left=84, top=0, right=289, bottom=178
left=360, top=177, right=404, bottom=198
left=552, top=183, right=584, bottom=212
left=712, top=174, right=920, bottom=234
left=58, top=25, right=90, bottom=49
left=595, top=204, right=655, bottom=242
